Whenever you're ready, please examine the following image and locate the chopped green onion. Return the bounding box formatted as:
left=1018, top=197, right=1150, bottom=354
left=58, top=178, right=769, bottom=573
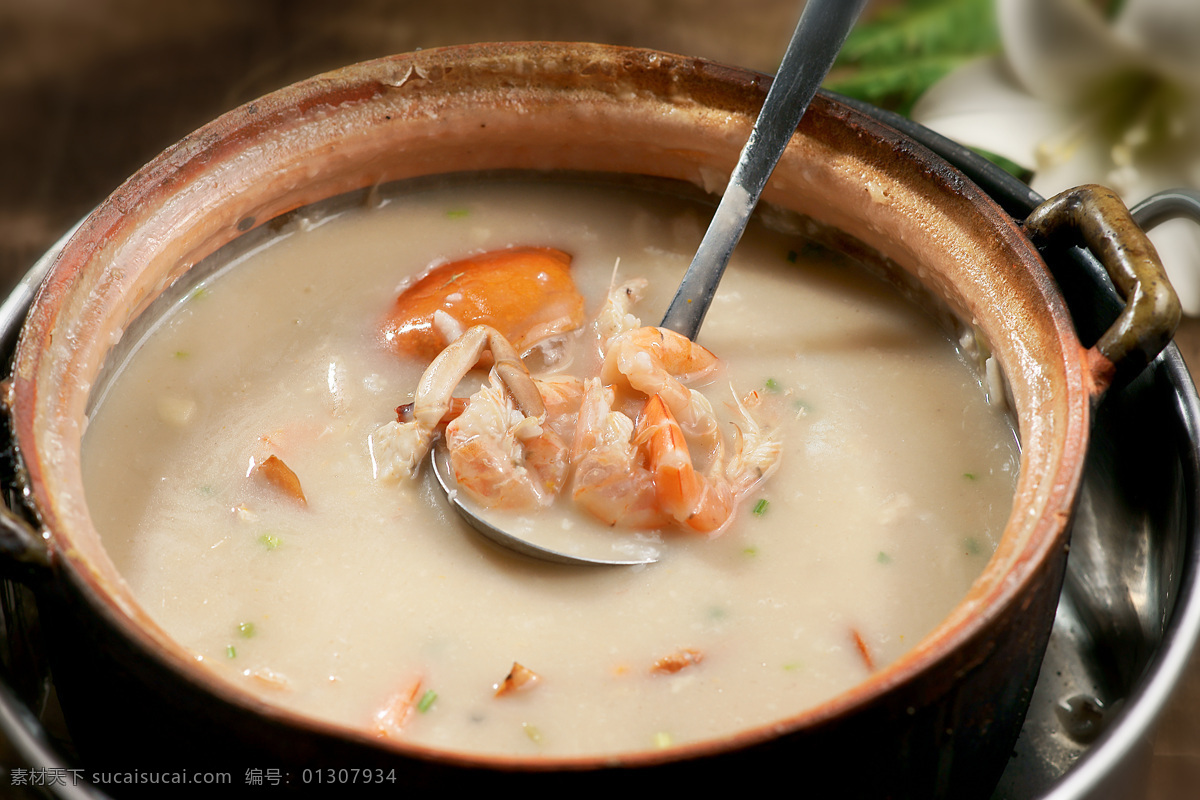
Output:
left=783, top=661, right=803, bottom=672
left=238, top=622, right=256, bottom=638
left=173, top=350, right=190, bottom=360
left=226, top=645, right=237, bottom=659
left=963, top=472, right=978, bottom=481
left=187, top=286, right=209, bottom=302
left=877, top=551, right=892, bottom=564
left=445, top=208, right=470, bottom=219
left=963, top=537, right=982, bottom=556
left=742, top=545, right=759, bottom=557
left=752, top=498, right=769, bottom=516
left=258, top=533, right=282, bottom=550
left=417, top=689, right=437, bottom=713
left=522, top=723, right=543, bottom=744
left=764, top=378, right=782, bottom=393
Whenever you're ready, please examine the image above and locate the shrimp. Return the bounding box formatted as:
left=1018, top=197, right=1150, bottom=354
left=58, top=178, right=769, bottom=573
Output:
left=531, top=374, right=584, bottom=443
left=395, top=374, right=582, bottom=444
left=374, top=676, right=424, bottom=738
left=570, top=378, right=669, bottom=528
left=638, top=388, right=781, bottom=534
left=381, top=247, right=585, bottom=360
left=722, top=389, right=784, bottom=494
left=371, top=325, right=543, bottom=481
left=602, top=325, right=723, bottom=456
left=593, top=276, right=648, bottom=354
left=445, top=369, right=569, bottom=509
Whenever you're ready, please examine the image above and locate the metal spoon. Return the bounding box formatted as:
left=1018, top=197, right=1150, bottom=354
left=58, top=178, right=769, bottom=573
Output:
left=432, top=0, right=867, bottom=565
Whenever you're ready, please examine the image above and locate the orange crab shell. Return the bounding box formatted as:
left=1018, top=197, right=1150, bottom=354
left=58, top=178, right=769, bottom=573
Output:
left=380, top=247, right=585, bottom=360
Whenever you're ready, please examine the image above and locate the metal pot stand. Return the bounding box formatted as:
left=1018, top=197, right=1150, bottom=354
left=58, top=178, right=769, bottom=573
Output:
left=1, top=99, right=1199, bottom=800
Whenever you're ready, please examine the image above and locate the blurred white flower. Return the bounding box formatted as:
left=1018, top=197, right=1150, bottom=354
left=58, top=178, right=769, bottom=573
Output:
left=912, top=0, right=1200, bottom=312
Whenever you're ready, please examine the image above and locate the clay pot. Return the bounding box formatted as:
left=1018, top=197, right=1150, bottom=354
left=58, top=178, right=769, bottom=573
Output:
left=0, top=43, right=1180, bottom=796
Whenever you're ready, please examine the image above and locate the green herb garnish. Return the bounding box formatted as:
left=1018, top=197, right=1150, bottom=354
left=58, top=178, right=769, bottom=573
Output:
left=417, top=689, right=437, bottom=713
left=226, top=645, right=237, bottom=659
left=877, top=551, right=893, bottom=564
left=522, top=723, right=543, bottom=744
left=964, top=537, right=983, bottom=556
left=764, top=378, right=782, bottom=394
left=752, top=498, right=769, bottom=516
left=238, top=622, right=256, bottom=638
left=258, top=533, right=282, bottom=550
left=445, top=208, right=470, bottom=219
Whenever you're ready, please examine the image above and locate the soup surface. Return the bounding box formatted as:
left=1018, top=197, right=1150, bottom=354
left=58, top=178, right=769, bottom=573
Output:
left=82, top=178, right=1019, bottom=758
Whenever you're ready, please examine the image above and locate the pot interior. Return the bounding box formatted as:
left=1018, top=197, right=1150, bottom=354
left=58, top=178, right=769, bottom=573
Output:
left=10, top=43, right=1089, bottom=764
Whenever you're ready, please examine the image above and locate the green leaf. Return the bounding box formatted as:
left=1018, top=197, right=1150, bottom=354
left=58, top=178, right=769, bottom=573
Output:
left=970, top=147, right=1035, bottom=183
left=826, top=0, right=1001, bottom=114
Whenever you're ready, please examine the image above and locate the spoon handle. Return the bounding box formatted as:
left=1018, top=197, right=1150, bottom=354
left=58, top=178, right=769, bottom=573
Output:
left=659, top=0, right=868, bottom=339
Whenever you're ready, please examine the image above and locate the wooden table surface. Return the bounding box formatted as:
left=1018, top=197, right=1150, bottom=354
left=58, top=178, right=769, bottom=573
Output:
left=1, top=1, right=1197, bottom=797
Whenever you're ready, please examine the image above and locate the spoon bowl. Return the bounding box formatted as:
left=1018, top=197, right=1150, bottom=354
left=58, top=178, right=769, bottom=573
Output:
left=431, top=440, right=662, bottom=566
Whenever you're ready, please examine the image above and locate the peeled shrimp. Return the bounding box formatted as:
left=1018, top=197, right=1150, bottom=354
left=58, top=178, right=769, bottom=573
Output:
left=530, top=374, right=584, bottom=443
left=445, top=369, right=569, bottom=510
left=602, top=325, right=723, bottom=454
left=593, top=277, right=649, bottom=354
left=570, top=378, right=669, bottom=529
left=371, top=325, right=543, bottom=480
left=638, top=389, right=781, bottom=534
left=394, top=374, right=582, bottom=445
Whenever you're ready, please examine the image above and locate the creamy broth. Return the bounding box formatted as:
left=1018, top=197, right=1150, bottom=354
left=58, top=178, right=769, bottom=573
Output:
left=82, top=179, right=1019, bottom=757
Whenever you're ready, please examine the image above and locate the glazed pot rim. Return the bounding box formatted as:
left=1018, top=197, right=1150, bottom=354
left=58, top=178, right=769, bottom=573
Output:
left=7, top=41, right=1091, bottom=768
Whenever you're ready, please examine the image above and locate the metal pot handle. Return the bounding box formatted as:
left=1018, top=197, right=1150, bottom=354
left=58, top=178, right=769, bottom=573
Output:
left=0, top=397, right=52, bottom=583
left=0, top=224, right=70, bottom=585
left=1023, top=184, right=1182, bottom=392
left=0, top=495, right=49, bottom=583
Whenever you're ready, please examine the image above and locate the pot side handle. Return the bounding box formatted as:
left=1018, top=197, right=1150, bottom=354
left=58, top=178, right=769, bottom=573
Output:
left=1023, top=184, right=1182, bottom=394
left=0, top=381, right=52, bottom=584
left=0, top=498, right=50, bottom=583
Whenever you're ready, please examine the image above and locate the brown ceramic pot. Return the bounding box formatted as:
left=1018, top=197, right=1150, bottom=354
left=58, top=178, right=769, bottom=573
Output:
left=0, top=43, right=1181, bottom=796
